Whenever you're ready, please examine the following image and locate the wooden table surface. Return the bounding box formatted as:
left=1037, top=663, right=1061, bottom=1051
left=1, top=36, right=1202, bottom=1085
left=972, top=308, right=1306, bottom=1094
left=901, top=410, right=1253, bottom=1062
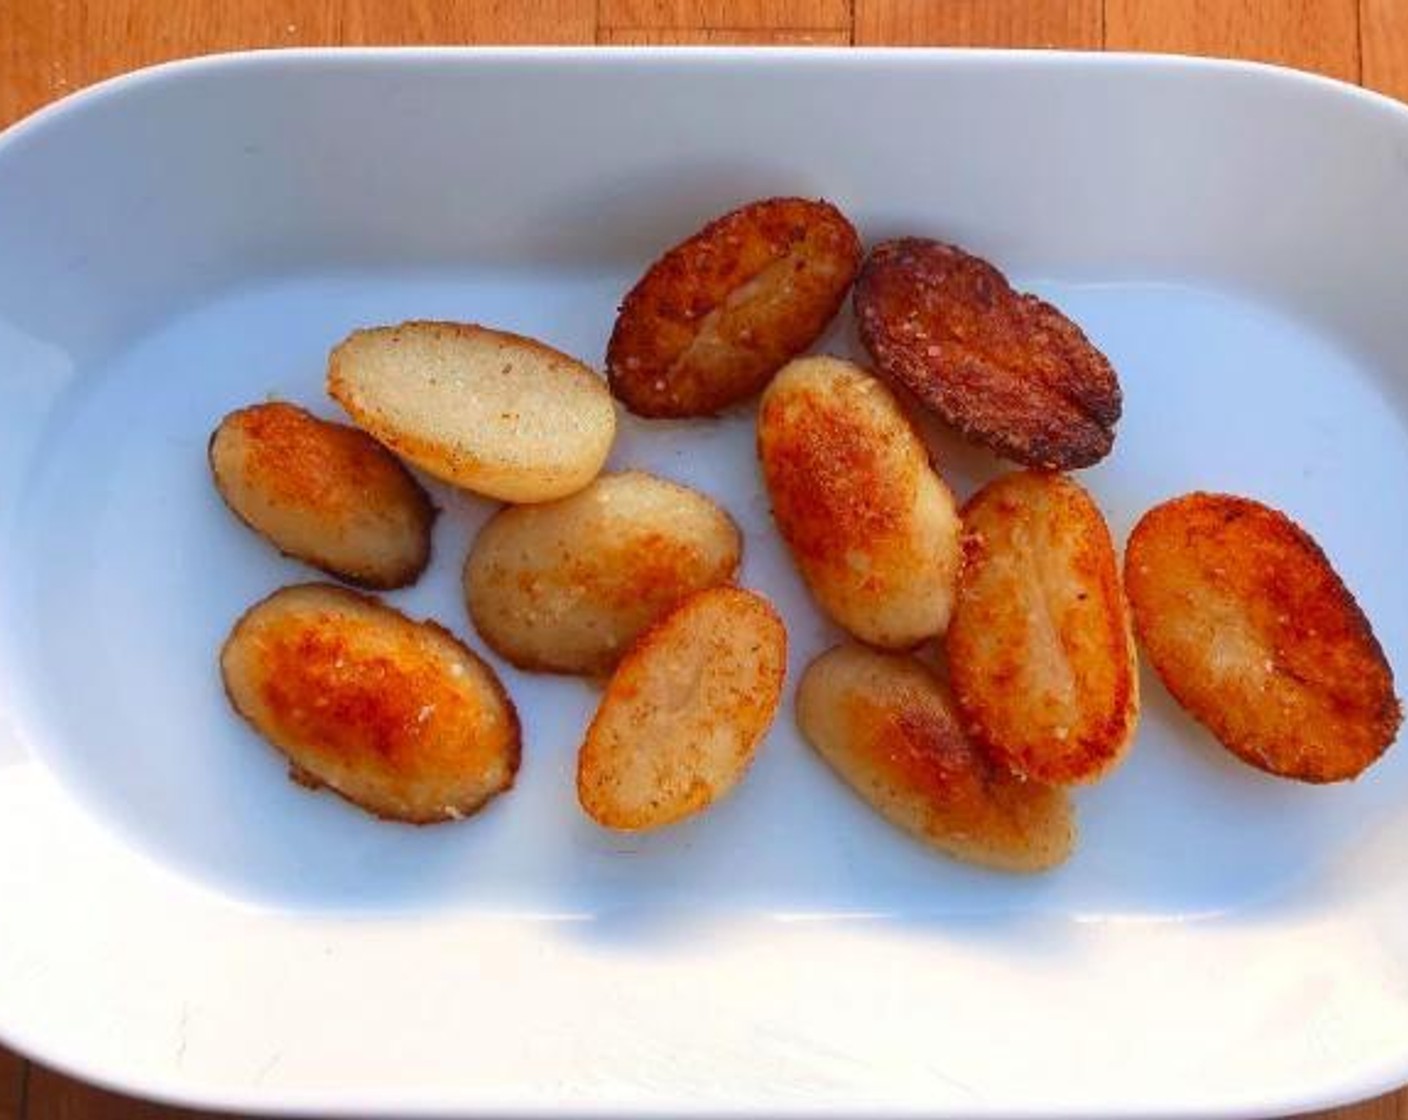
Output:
left=1, top=1, right=1405, bottom=1117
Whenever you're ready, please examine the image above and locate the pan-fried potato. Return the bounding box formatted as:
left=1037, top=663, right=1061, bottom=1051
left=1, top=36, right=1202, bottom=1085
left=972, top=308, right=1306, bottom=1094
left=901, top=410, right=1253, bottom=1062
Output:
left=465, top=470, right=741, bottom=676
left=946, top=471, right=1138, bottom=786
left=221, top=583, right=520, bottom=823
left=1125, top=493, right=1401, bottom=783
left=797, top=644, right=1074, bottom=872
left=328, top=321, right=616, bottom=503
left=577, top=587, right=786, bottom=830
left=607, top=197, right=861, bottom=417
left=209, top=402, right=435, bottom=589
left=757, top=356, right=961, bottom=648
left=855, top=239, right=1122, bottom=470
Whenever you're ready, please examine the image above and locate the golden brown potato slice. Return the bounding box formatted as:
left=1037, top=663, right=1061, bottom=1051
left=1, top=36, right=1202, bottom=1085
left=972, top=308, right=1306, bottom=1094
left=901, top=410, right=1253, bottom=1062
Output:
left=465, top=470, right=741, bottom=676
left=577, top=587, right=786, bottom=830
left=757, top=356, right=961, bottom=648
left=328, top=321, right=616, bottom=503
left=209, top=402, right=435, bottom=589
left=221, top=583, right=520, bottom=822
left=607, top=197, right=861, bottom=417
left=854, top=239, right=1121, bottom=470
left=946, top=471, right=1138, bottom=786
left=797, top=644, right=1074, bottom=872
left=1125, top=493, right=1401, bottom=782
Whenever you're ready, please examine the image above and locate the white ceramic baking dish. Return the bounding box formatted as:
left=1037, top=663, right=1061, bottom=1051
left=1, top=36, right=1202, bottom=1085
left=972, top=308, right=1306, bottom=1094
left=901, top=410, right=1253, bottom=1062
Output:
left=1, top=47, right=1406, bottom=1118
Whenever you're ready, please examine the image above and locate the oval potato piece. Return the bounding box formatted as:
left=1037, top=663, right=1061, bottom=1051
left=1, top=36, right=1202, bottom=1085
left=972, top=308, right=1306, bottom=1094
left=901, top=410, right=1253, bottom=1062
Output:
left=465, top=470, right=741, bottom=676
left=607, top=197, right=862, bottom=417
left=855, top=239, right=1121, bottom=470
left=328, top=321, right=616, bottom=503
left=209, top=402, right=435, bottom=589
left=797, top=644, right=1074, bottom=872
left=1125, top=493, right=1401, bottom=782
left=221, top=583, right=520, bottom=822
left=758, top=355, right=962, bottom=648
left=577, top=587, right=787, bottom=830
left=946, top=471, right=1138, bottom=786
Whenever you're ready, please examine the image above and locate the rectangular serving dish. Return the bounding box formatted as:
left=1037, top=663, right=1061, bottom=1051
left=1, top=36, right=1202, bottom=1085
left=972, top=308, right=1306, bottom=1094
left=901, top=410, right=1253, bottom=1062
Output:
left=1, top=47, right=1407, bottom=1118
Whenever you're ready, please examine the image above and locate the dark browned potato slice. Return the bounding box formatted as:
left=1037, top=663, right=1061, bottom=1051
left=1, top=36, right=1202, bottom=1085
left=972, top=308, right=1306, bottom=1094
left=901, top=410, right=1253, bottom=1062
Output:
left=946, top=471, right=1138, bottom=786
left=577, top=587, right=787, bottom=830
left=607, top=197, right=861, bottom=417
left=1125, top=493, right=1401, bottom=783
left=854, top=238, right=1122, bottom=470
left=797, top=644, right=1074, bottom=872
left=210, top=402, right=435, bottom=589
left=221, top=583, right=520, bottom=822
left=757, top=356, right=961, bottom=648
left=465, top=470, right=741, bottom=676
left=329, top=321, right=616, bottom=503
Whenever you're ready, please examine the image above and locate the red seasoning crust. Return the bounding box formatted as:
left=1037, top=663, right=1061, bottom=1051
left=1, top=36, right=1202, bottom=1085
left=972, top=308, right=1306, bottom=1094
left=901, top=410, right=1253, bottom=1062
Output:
left=607, top=197, right=862, bottom=417
left=221, top=584, right=520, bottom=822
left=1125, top=493, right=1401, bottom=783
left=946, top=471, right=1138, bottom=786
left=854, top=238, right=1122, bottom=470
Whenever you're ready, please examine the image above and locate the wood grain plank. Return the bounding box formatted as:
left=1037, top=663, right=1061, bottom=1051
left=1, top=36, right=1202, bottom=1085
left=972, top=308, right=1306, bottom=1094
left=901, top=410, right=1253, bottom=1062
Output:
left=23, top=1065, right=224, bottom=1120
left=855, top=0, right=1100, bottom=48
left=0, top=0, right=595, bottom=126
left=599, top=1, right=850, bottom=31
left=1105, top=0, right=1360, bottom=82
left=1362, top=0, right=1408, bottom=101
left=1302, top=1092, right=1407, bottom=1120
left=0, top=1048, right=22, bottom=1120
left=600, top=26, right=849, bottom=43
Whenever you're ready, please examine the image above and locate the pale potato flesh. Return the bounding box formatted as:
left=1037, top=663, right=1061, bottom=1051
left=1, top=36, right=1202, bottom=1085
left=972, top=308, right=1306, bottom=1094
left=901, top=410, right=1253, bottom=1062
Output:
left=465, top=470, right=741, bottom=676
left=757, top=356, right=962, bottom=648
left=328, top=321, right=616, bottom=503
left=946, top=471, right=1138, bottom=786
left=797, top=644, right=1074, bottom=872
left=577, top=587, right=787, bottom=830
left=221, top=583, right=520, bottom=823
left=210, top=401, right=434, bottom=589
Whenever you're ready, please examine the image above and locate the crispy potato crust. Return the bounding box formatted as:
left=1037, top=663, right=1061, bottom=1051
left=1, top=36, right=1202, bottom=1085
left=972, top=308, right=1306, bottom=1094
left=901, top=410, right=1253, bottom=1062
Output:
left=1125, top=493, right=1401, bottom=782
left=757, top=356, right=961, bottom=648
left=854, top=239, right=1121, bottom=469
left=946, top=471, right=1138, bottom=786
left=210, top=401, right=435, bottom=589
left=328, top=321, right=616, bottom=503
left=465, top=470, right=742, bottom=676
left=220, top=583, right=520, bottom=822
left=577, top=587, right=787, bottom=831
left=797, top=644, right=1075, bottom=872
left=607, top=197, right=861, bottom=417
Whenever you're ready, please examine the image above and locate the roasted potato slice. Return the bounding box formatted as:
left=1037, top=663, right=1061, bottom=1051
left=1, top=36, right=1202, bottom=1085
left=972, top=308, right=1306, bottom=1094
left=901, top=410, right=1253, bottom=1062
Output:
left=797, top=644, right=1074, bottom=872
left=1125, top=493, right=1401, bottom=782
left=757, top=355, right=962, bottom=648
left=209, top=401, right=435, bottom=589
left=328, top=321, right=616, bottom=503
left=946, top=471, right=1138, bottom=786
left=607, top=197, right=861, bottom=417
left=221, top=583, right=520, bottom=822
left=577, top=587, right=787, bottom=830
left=854, top=239, right=1122, bottom=470
left=465, top=470, right=741, bottom=676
